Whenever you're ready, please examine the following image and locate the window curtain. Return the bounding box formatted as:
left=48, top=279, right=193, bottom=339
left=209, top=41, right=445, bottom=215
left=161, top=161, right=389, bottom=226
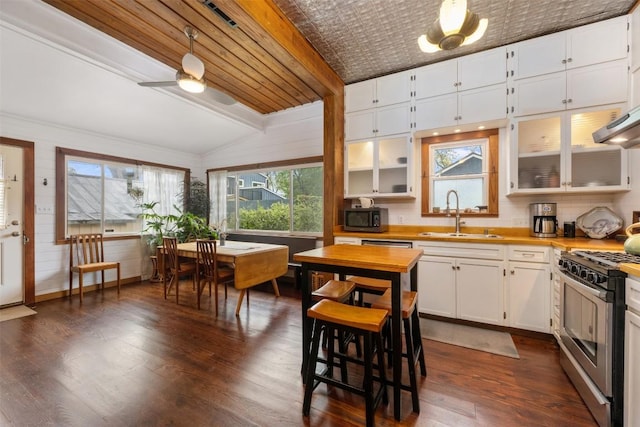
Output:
left=209, top=170, right=227, bottom=229
left=142, top=166, right=184, bottom=218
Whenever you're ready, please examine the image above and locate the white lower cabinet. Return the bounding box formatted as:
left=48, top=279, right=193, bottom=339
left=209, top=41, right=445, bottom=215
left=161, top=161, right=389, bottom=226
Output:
left=626, top=308, right=640, bottom=427
left=417, top=242, right=505, bottom=326
left=507, top=245, right=552, bottom=333
left=625, top=276, right=640, bottom=427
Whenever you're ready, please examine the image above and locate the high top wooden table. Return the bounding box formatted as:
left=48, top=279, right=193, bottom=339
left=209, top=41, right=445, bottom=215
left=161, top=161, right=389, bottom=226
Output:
left=293, top=244, right=423, bottom=420
left=171, top=241, right=288, bottom=315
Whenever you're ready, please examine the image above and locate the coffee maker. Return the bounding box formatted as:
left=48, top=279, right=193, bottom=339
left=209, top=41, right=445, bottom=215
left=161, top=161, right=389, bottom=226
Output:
left=530, top=202, right=557, bottom=237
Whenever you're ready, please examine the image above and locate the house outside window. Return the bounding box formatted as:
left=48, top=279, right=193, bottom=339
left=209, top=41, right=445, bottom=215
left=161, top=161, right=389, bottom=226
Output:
left=220, top=163, right=323, bottom=234
left=421, top=129, right=499, bottom=216
left=57, top=148, right=187, bottom=241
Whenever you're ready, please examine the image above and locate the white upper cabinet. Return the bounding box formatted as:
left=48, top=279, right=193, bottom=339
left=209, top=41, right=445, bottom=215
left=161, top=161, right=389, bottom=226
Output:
left=345, top=70, right=412, bottom=113
left=509, top=15, right=628, bottom=80
left=414, top=46, right=506, bottom=99
left=413, top=47, right=507, bottom=130
left=345, top=103, right=412, bottom=140
left=511, top=59, right=628, bottom=116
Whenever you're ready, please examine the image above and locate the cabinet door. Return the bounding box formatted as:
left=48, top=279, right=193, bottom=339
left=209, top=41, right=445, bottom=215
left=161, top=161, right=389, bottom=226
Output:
left=414, top=93, right=458, bottom=130
left=512, top=72, right=566, bottom=116
left=567, top=59, right=628, bottom=110
left=510, top=32, right=566, bottom=80
left=456, top=259, right=505, bottom=325
left=414, top=60, right=458, bottom=99
left=458, top=46, right=506, bottom=90
left=345, top=110, right=375, bottom=141
left=378, top=136, right=411, bottom=195
left=376, top=71, right=412, bottom=107
left=625, top=309, right=640, bottom=427
left=567, top=16, right=628, bottom=69
left=458, top=83, right=507, bottom=124
left=345, top=79, right=376, bottom=112
left=376, top=103, right=411, bottom=137
left=508, top=261, right=551, bottom=333
left=346, top=140, right=375, bottom=196
left=418, top=256, right=456, bottom=317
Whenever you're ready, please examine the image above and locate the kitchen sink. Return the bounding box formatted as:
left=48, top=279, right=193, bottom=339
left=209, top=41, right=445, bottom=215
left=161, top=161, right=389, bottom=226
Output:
left=418, top=232, right=503, bottom=239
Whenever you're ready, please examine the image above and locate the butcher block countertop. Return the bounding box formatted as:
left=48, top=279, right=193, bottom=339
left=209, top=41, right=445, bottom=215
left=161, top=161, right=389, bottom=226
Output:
left=334, top=225, right=626, bottom=251
left=621, top=263, right=640, bottom=277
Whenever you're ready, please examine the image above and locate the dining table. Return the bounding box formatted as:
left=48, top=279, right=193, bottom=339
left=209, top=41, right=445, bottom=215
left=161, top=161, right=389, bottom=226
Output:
left=293, top=244, right=423, bottom=420
left=171, top=240, right=289, bottom=315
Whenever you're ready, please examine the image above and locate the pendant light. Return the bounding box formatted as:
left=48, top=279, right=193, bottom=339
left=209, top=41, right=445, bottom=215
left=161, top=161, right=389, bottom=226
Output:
left=418, top=0, right=488, bottom=53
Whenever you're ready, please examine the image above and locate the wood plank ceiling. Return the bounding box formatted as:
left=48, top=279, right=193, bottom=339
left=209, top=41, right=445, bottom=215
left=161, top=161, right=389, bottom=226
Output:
left=43, top=0, right=344, bottom=115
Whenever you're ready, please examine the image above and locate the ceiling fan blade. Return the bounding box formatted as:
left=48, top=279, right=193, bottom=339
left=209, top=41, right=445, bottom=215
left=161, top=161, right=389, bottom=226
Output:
left=182, top=53, right=205, bottom=79
left=206, top=87, right=236, bottom=105
left=138, top=81, right=178, bottom=87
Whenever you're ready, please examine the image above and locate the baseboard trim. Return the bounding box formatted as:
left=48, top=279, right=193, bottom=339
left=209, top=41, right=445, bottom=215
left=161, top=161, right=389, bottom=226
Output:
left=35, top=276, right=142, bottom=303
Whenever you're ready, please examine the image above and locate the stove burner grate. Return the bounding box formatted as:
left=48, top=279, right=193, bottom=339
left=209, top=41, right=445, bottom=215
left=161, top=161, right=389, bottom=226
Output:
left=572, top=250, right=640, bottom=268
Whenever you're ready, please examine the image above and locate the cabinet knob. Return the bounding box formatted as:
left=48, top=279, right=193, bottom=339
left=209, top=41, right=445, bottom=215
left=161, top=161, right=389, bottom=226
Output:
left=567, top=57, right=572, bottom=63
left=456, top=266, right=460, bottom=270
left=562, top=59, right=567, bottom=64
left=511, top=270, right=515, bottom=275
left=567, top=98, right=572, bottom=103
left=562, top=99, right=567, bottom=104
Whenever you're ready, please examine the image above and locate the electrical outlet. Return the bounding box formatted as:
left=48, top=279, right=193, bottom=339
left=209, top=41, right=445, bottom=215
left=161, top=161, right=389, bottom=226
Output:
left=398, top=215, right=404, bottom=224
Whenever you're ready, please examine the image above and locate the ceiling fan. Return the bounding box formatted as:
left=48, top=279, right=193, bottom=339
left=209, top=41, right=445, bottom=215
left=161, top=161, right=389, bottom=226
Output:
left=138, top=26, right=236, bottom=105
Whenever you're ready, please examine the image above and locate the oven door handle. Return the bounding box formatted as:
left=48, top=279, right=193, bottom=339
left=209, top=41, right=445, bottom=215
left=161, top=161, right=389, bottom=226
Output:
left=565, top=275, right=609, bottom=301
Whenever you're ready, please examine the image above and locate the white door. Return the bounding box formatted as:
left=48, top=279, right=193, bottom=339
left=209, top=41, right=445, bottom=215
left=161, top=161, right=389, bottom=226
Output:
left=0, top=145, right=24, bottom=306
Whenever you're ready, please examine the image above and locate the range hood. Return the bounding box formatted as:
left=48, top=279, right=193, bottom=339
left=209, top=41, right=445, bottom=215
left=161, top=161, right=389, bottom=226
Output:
left=593, top=105, right=640, bottom=148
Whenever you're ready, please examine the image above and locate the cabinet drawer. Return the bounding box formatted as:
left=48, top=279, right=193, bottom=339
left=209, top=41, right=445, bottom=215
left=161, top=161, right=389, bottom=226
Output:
left=627, top=277, right=640, bottom=313
left=415, top=241, right=505, bottom=260
left=508, top=245, right=550, bottom=263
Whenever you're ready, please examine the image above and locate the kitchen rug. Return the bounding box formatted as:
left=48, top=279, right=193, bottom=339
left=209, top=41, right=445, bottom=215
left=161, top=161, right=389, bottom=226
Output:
left=420, top=318, right=519, bottom=359
left=0, top=305, right=37, bottom=323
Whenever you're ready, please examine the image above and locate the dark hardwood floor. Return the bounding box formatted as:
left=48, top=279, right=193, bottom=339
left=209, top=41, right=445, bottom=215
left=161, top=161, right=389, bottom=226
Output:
left=0, top=280, right=597, bottom=426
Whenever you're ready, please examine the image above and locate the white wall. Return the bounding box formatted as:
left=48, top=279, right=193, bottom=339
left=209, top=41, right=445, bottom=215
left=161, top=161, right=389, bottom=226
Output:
left=1, top=114, right=200, bottom=297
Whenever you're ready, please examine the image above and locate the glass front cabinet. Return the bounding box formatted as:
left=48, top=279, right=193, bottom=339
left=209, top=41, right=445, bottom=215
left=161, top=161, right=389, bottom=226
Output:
left=345, top=134, right=413, bottom=198
left=509, top=104, right=630, bottom=195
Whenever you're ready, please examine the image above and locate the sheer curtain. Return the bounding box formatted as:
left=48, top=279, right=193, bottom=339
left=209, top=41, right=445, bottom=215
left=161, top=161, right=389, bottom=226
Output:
left=208, top=170, right=227, bottom=229
left=142, top=166, right=184, bottom=219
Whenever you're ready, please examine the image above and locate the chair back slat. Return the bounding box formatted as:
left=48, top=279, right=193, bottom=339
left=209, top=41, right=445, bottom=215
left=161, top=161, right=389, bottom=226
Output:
left=196, top=239, right=217, bottom=279
left=70, top=234, right=105, bottom=266
left=163, top=237, right=179, bottom=272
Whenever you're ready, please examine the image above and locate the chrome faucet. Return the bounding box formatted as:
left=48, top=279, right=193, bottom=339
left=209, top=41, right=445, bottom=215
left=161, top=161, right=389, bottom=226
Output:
left=446, top=189, right=463, bottom=234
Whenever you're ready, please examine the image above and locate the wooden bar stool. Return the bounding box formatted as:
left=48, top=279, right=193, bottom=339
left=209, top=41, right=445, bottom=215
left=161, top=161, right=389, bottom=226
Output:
left=372, top=289, right=426, bottom=414
left=312, top=279, right=359, bottom=356
left=312, top=279, right=356, bottom=303
left=348, top=276, right=391, bottom=306
left=303, top=299, right=388, bottom=427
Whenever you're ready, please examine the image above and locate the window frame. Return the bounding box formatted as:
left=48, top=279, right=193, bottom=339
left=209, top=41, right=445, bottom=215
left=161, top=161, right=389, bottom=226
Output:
left=420, top=129, right=499, bottom=217
left=55, top=147, right=190, bottom=244
left=208, top=156, right=323, bottom=236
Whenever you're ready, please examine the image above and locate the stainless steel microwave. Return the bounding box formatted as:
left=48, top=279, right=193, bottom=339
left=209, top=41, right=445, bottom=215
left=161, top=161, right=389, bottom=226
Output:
left=344, top=208, right=389, bottom=232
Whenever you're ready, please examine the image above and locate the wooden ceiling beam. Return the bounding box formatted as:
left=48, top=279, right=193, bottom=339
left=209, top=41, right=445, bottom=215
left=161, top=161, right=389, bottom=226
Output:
left=213, top=0, right=344, bottom=97
left=176, top=0, right=319, bottom=106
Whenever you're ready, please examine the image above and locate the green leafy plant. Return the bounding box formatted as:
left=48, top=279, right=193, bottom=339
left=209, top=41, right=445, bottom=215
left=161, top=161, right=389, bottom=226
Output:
left=138, top=201, right=178, bottom=248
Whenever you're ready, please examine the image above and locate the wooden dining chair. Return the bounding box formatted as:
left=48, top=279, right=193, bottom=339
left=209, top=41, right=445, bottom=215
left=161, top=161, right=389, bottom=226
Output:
left=196, top=239, right=234, bottom=314
left=69, top=233, right=120, bottom=303
left=162, top=237, right=197, bottom=303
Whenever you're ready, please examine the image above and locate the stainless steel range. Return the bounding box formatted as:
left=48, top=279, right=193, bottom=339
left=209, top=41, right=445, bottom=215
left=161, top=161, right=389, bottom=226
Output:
left=558, top=250, right=639, bottom=427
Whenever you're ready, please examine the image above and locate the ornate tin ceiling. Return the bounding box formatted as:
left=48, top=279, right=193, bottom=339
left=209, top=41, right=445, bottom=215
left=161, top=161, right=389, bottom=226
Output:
left=273, top=0, right=637, bottom=84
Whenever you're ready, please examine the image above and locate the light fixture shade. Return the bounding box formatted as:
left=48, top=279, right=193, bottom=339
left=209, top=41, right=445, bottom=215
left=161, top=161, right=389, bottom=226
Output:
left=176, top=70, right=206, bottom=93
left=418, top=0, right=487, bottom=53
left=439, top=0, right=467, bottom=35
